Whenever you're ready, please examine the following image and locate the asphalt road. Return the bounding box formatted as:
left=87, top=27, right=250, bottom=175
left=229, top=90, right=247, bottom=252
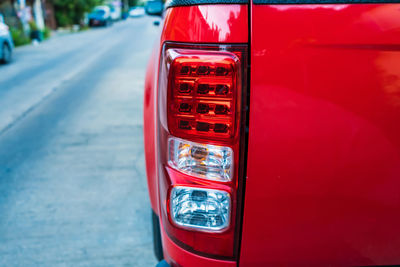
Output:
left=0, top=17, right=159, bottom=266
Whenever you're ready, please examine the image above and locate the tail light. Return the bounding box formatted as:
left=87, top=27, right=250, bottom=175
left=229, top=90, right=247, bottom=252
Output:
left=157, top=43, right=247, bottom=259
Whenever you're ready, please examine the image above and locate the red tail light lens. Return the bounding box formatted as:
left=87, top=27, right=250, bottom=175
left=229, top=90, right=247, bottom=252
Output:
left=166, top=49, right=241, bottom=143
left=157, top=43, right=247, bottom=259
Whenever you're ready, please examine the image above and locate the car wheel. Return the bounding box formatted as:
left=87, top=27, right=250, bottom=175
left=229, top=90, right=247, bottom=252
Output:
left=152, top=210, right=164, bottom=261
left=1, top=43, right=11, bottom=64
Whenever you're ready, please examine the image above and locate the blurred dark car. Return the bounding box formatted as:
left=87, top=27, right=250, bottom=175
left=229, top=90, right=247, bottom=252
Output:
left=88, top=6, right=112, bottom=27
left=0, top=13, right=13, bottom=64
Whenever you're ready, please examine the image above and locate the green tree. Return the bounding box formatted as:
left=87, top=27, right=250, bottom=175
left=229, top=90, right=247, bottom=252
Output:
left=128, top=0, right=146, bottom=7
left=51, top=0, right=104, bottom=27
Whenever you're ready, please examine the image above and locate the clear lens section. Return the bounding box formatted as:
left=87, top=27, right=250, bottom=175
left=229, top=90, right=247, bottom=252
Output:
left=170, top=186, right=230, bottom=231
left=168, top=137, right=233, bottom=182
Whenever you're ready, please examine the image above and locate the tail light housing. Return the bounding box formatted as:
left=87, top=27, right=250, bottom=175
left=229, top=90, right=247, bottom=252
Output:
left=157, top=43, right=247, bottom=259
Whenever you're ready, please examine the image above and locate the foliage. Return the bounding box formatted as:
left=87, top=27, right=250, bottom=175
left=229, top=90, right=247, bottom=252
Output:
left=79, top=25, right=89, bottom=32
left=43, top=27, right=52, bottom=39
left=28, top=21, right=39, bottom=31
left=9, top=27, right=31, bottom=47
left=128, top=0, right=145, bottom=7
left=51, top=0, right=104, bottom=27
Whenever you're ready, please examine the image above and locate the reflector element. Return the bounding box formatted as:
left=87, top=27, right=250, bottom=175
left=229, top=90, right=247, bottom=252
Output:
left=169, top=137, right=233, bottom=182
left=170, top=186, right=231, bottom=231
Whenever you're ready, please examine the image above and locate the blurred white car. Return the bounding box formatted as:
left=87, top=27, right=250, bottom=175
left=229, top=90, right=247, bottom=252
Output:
left=0, top=13, right=13, bottom=64
left=129, top=7, right=145, bottom=18
left=109, top=4, right=122, bottom=21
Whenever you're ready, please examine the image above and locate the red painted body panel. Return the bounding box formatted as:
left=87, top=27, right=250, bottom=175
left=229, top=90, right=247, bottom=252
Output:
left=240, top=4, right=400, bottom=266
left=144, top=42, right=161, bottom=213
left=160, top=222, right=236, bottom=267
left=161, top=5, right=248, bottom=43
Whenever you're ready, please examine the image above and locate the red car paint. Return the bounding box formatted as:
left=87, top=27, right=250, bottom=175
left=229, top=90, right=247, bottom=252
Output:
left=241, top=4, right=400, bottom=266
left=144, top=3, right=400, bottom=266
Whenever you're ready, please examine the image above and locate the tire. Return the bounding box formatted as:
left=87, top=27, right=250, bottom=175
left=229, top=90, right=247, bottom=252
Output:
left=1, top=43, right=11, bottom=64
left=152, top=210, right=164, bottom=261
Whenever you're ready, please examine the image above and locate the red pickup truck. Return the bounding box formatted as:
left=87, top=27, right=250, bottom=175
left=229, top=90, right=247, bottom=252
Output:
left=143, top=1, right=400, bottom=266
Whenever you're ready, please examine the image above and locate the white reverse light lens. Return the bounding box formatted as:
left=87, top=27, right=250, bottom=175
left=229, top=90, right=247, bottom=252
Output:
left=170, top=186, right=230, bottom=231
left=168, top=137, right=233, bottom=182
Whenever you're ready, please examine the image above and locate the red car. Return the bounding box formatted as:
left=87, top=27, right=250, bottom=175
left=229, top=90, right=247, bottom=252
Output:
left=144, top=1, right=400, bottom=266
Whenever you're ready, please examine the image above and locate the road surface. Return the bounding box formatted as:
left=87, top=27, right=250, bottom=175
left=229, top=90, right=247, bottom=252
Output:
left=0, top=17, right=159, bottom=266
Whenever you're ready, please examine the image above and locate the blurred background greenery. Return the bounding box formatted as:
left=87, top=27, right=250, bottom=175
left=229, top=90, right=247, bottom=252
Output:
left=0, top=0, right=148, bottom=46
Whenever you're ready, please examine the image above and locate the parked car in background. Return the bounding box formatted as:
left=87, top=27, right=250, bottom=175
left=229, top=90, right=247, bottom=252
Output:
left=129, top=7, right=145, bottom=18
left=144, top=1, right=400, bottom=266
left=144, top=0, right=163, bottom=17
left=88, top=6, right=112, bottom=27
left=0, top=13, right=13, bottom=64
